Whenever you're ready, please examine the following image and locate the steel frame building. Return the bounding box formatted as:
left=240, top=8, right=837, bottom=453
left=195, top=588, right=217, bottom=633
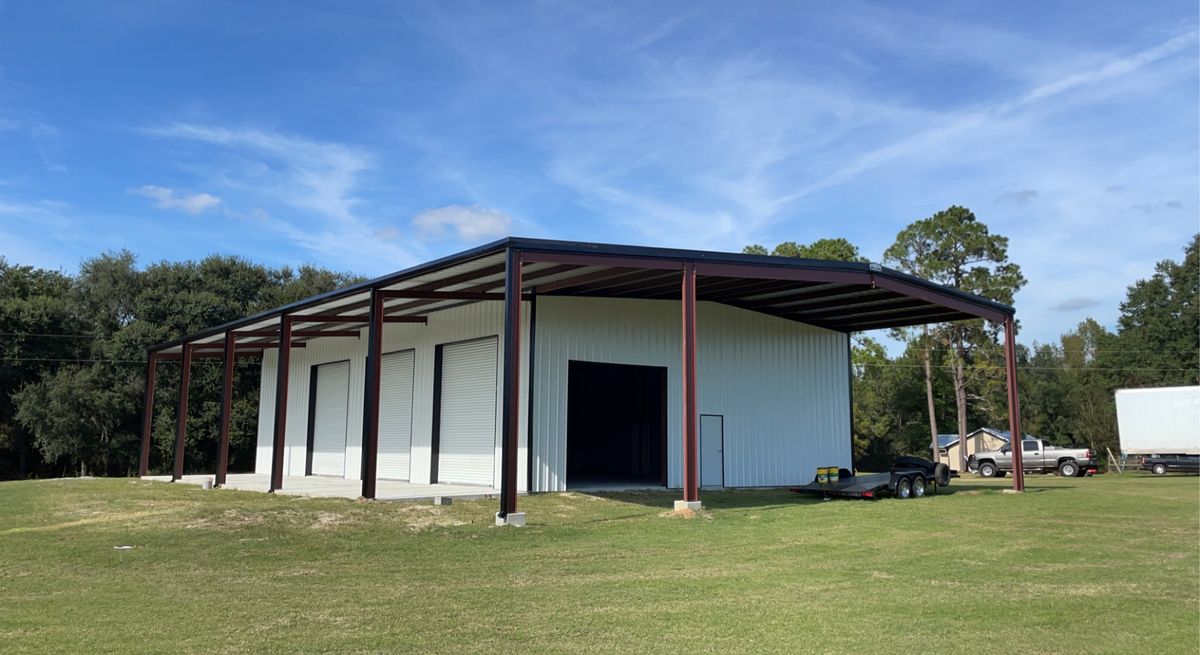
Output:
left=139, top=237, right=1027, bottom=522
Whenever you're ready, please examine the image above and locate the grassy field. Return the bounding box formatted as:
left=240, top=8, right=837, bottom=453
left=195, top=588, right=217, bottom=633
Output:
left=1, top=474, right=1197, bottom=654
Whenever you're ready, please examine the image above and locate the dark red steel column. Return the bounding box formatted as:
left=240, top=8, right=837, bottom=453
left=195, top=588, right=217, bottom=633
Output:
left=498, top=249, right=523, bottom=518
left=215, top=331, right=236, bottom=487
left=360, top=289, right=384, bottom=499
left=681, top=262, right=699, bottom=503
left=1004, top=316, right=1025, bottom=492
left=138, top=351, right=158, bottom=476
left=172, top=344, right=193, bottom=481
left=270, top=316, right=293, bottom=492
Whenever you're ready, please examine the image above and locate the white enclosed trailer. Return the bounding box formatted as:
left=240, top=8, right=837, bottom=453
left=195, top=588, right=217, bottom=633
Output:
left=1115, top=386, right=1200, bottom=456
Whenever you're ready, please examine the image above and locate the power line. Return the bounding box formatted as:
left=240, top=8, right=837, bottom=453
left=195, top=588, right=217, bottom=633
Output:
left=10, top=333, right=1198, bottom=355
left=0, top=332, right=99, bottom=339
left=0, top=358, right=144, bottom=364
left=858, top=363, right=1198, bottom=372
left=0, top=357, right=228, bottom=364
left=861, top=343, right=1200, bottom=355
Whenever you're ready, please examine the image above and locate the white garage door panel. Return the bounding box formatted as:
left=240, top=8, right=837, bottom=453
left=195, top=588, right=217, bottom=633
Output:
left=377, top=350, right=415, bottom=480
left=438, top=338, right=498, bottom=486
left=311, top=360, right=350, bottom=477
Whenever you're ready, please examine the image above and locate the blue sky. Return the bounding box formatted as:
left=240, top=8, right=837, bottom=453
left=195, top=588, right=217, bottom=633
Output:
left=1, top=1, right=1196, bottom=345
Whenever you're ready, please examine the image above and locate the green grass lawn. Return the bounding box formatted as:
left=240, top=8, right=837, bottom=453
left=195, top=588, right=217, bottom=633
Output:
left=1, top=474, right=1197, bottom=654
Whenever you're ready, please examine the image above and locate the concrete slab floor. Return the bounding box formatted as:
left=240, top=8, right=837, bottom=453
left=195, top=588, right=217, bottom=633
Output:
left=142, top=473, right=500, bottom=502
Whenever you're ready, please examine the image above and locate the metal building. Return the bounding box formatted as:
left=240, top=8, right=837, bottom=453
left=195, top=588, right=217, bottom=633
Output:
left=139, top=237, right=1028, bottom=522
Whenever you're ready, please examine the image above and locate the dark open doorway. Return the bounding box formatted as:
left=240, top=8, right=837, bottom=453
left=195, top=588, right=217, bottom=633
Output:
left=567, top=360, right=667, bottom=489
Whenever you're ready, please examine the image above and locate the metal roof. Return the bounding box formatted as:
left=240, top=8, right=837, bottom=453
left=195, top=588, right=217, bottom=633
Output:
left=939, top=427, right=1030, bottom=449
left=150, top=236, right=1016, bottom=355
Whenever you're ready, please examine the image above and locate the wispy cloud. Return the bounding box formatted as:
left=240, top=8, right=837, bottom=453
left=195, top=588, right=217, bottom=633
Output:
left=1131, top=199, right=1187, bottom=214
left=412, top=205, right=512, bottom=241
left=131, top=185, right=221, bottom=215
left=141, top=122, right=423, bottom=272
left=1049, top=297, right=1100, bottom=312
left=997, top=189, right=1039, bottom=205
left=144, top=123, right=370, bottom=222
left=433, top=4, right=1195, bottom=256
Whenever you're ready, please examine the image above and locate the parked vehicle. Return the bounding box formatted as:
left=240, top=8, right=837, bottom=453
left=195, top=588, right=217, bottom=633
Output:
left=791, top=456, right=952, bottom=500
left=1139, top=454, right=1200, bottom=475
left=1116, top=386, right=1200, bottom=458
left=968, top=439, right=1097, bottom=478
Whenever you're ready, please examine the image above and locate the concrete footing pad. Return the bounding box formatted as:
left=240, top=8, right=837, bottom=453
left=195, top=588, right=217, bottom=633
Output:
left=674, top=500, right=702, bottom=511
left=496, top=512, right=526, bottom=527
left=1001, top=488, right=1024, bottom=494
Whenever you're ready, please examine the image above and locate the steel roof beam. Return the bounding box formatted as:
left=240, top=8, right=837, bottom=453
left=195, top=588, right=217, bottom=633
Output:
left=533, top=267, right=633, bottom=294
left=232, top=329, right=362, bottom=338
left=832, top=311, right=971, bottom=332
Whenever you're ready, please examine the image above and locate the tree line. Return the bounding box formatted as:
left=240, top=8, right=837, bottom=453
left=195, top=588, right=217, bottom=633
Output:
left=746, top=208, right=1198, bottom=471
left=1, top=207, right=1196, bottom=478
left=0, top=253, right=359, bottom=478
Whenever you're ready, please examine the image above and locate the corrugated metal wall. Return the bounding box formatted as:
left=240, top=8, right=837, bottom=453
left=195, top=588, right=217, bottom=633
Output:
left=254, top=294, right=848, bottom=492
left=531, top=296, right=850, bottom=491
left=254, top=301, right=529, bottom=488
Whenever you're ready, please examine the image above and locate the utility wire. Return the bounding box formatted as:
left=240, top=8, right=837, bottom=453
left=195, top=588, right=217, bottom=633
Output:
left=3, top=356, right=1194, bottom=373
left=0, top=357, right=231, bottom=364
left=0, top=332, right=100, bottom=339
left=858, top=363, right=1198, bottom=372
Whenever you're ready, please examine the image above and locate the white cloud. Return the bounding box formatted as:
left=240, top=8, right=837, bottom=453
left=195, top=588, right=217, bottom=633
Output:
left=132, top=185, right=222, bottom=215
left=143, top=123, right=370, bottom=222
left=412, top=205, right=512, bottom=241
left=140, top=122, right=430, bottom=273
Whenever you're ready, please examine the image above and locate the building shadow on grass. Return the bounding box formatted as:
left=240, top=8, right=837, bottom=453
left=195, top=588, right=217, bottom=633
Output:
left=575, top=481, right=1071, bottom=510
left=577, top=488, right=846, bottom=511
left=936, top=483, right=1073, bottom=494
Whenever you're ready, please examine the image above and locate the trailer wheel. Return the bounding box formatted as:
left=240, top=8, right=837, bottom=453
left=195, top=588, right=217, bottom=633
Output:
left=997, top=470, right=1008, bottom=478
left=911, top=474, right=927, bottom=498
left=978, top=462, right=997, bottom=478
left=1058, top=461, right=1079, bottom=477
left=896, top=476, right=913, bottom=499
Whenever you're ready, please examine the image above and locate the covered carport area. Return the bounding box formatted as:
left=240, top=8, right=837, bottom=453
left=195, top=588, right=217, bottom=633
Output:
left=139, top=237, right=1025, bottom=525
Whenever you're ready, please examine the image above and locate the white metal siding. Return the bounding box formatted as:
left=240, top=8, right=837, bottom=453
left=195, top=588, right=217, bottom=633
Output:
left=531, top=296, right=851, bottom=491
left=254, top=301, right=530, bottom=487
left=310, top=360, right=350, bottom=476
left=251, top=293, right=847, bottom=491
left=377, top=350, right=415, bottom=480
left=436, top=338, right=498, bottom=486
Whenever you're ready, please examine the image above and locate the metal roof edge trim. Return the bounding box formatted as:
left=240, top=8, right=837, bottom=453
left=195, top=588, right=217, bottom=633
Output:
left=147, top=237, right=513, bottom=353
left=149, top=235, right=1015, bottom=353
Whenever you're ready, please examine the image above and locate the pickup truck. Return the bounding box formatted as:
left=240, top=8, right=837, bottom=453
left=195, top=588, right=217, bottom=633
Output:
left=1139, top=454, right=1200, bottom=475
left=968, top=439, right=1097, bottom=478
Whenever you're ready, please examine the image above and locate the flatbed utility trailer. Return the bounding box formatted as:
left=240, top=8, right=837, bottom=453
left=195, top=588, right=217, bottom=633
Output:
left=791, top=457, right=951, bottom=500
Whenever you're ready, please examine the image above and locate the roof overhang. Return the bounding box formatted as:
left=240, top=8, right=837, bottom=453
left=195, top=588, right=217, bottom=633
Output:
left=150, top=237, right=1015, bottom=356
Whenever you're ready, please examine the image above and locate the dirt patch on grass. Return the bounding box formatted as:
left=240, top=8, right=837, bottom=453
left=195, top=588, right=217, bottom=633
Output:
left=2, top=509, right=178, bottom=535
left=391, top=504, right=468, bottom=531
left=185, top=508, right=265, bottom=530
left=658, top=507, right=713, bottom=520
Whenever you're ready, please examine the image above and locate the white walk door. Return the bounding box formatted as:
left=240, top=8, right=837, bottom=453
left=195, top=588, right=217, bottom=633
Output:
left=437, top=338, right=498, bottom=486
left=310, top=360, right=350, bottom=477
left=377, top=350, right=415, bottom=480
left=700, top=414, right=724, bottom=487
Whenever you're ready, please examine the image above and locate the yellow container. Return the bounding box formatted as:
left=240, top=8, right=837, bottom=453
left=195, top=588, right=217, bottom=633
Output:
left=816, top=467, right=829, bottom=484
left=829, top=467, right=840, bottom=483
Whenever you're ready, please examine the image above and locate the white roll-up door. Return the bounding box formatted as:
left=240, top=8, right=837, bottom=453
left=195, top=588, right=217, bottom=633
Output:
left=310, top=360, right=350, bottom=477
left=437, top=338, right=498, bottom=486
left=377, top=350, right=415, bottom=480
